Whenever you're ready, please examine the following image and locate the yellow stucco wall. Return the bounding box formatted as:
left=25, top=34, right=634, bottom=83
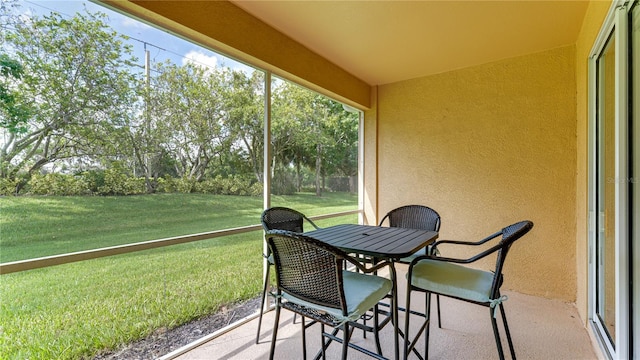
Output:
left=574, top=0, right=611, bottom=323
left=369, top=46, right=578, bottom=301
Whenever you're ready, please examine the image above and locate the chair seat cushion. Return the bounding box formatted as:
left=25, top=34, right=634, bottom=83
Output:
left=283, top=270, right=392, bottom=323
left=410, top=259, right=493, bottom=304
left=398, top=247, right=427, bottom=263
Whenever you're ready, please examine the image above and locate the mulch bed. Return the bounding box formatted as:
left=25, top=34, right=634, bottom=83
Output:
left=93, top=297, right=262, bottom=360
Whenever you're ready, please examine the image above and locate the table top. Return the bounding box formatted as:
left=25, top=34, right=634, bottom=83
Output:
left=305, top=223, right=438, bottom=260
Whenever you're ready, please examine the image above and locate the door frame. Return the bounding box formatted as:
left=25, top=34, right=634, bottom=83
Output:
left=588, top=1, right=635, bottom=359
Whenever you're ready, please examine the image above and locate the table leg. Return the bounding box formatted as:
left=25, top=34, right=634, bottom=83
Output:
left=390, top=263, right=399, bottom=360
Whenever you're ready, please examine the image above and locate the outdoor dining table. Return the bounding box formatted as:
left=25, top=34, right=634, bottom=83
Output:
left=304, top=223, right=439, bottom=360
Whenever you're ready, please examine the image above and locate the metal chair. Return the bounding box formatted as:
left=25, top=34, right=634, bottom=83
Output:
left=256, top=207, right=320, bottom=344
left=378, top=205, right=444, bottom=332
left=378, top=205, right=441, bottom=262
left=403, top=220, right=534, bottom=360
left=266, top=230, right=395, bottom=360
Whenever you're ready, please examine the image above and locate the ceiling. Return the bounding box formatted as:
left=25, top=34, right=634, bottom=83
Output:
left=230, top=0, right=590, bottom=86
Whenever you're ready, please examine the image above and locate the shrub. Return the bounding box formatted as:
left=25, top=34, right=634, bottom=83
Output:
left=9, top=171, right=262, bottom=197
left=193, top=175, right=261, bottom=196
left=78, top=170, right=106, bottom=193
left=195, top=176, right=224, bottom=194
left=124, top=176, right=146, bottom=195
left=0, top=176, right=21, bottom=196
left=97, top=166, right=146, bottom=195
left=248, top=182, right=262, bottom=196
left=174, top=176, right=196, bottom=193
left=27, top=173, right=90, bottom=196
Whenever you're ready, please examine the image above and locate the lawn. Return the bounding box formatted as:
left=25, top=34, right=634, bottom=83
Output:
left=0, top=193, right=358, bottom=360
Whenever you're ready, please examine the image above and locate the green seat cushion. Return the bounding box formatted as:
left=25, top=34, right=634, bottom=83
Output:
left=410, top=259, right=494, bottom=304
left=398, top=247, right=428, bottom=263
left=283, top=270, right=392, bottom=323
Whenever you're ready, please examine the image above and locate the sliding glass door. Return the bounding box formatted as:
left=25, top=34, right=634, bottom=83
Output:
left=594, top=29, right=617, bottom=347
left=589, top=1, right=636, bottom=358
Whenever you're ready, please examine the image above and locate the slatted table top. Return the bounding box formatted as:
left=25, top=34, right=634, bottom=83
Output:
left=305, top=223, right=438, bottom=260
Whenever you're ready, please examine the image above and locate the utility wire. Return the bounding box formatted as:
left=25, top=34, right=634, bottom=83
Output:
left=20, top=0, right=225, bottom=75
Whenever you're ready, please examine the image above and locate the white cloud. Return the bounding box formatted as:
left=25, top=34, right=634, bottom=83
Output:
left=182, top=50, right=219, bottom=70
left=222, top=60, right=256, bottom=76
left=120, top=16, right=152, bottom=30
left=182, top=50, right=258, bottom=77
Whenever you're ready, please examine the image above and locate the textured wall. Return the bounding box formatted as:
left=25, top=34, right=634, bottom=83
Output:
left=373, top=46, right=577, bottom=301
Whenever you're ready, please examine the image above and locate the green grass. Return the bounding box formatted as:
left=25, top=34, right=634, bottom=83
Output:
left=0, top=193, right=357, bottom=360
left=0, top=192, right=357, bottom=262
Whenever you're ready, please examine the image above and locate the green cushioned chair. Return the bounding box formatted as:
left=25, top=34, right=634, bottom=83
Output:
left=256, top=207, right=320, bottom=344
left=403, top=220, right=533, bottom=360
left=266, top=230, right=395, bottom=360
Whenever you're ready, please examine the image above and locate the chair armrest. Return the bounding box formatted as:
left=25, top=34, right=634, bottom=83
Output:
left=412, top=235, right=505, bottom=266
left=430, top=230, right=502, bottom=253
left=304, top=216, right=320, bottom=230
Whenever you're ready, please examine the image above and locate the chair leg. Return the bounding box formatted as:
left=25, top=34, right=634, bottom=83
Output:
left=341, top=323, right=349, bottom=360
left=436, top=294, right=442, bottom=328
left=256, top=264, right=271, bottom=344
left=320, top=324, right=327, bottom=360
left=268, top=303, right=281, bottom=360
left=403, top=285, right=412, bottom=360
left=490, top=307, right=506, bottom=360
left=499, top=303, right=516, bottom=360
left=295, top=315, right=304, bottom=360
left=373, top=304, right=383, bottom=355
left=424, top=292, right=431, bottom=360
left=404, top=287, right=431, bottom=360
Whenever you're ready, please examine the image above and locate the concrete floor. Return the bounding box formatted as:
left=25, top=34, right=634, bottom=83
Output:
left=167, top=265, right=603, bottom=360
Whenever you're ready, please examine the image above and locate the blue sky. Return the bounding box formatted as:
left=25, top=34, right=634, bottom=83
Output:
left=22, top=0, right=255, bottom=74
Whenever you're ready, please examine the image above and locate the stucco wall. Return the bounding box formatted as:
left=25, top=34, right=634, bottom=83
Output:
left=370, top=46, right=578, bottom=301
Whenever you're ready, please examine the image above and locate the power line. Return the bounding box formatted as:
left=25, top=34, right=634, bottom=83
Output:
left=20, top=0, right=222, bottom=74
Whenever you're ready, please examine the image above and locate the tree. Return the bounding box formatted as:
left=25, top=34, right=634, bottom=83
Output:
left=271, top=81, right=307, bottom=193
left=0, top=54, right=30, bottom=133
left=319, top=101, right=359, bottom=192
left=147, top=61, right=230, bottom=186
left=272, top=81, right=345, bottom=196
left=0, top=7, right=139, bottom=193
left=222, top=69, right=264, bottom=182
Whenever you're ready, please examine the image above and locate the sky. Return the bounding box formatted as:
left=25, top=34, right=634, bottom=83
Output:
left=20, top=0, right=256, bottom=75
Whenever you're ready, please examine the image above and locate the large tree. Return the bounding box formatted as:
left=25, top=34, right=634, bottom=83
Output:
left=222, top=69, right=264, bottom=182
left=0, top=54, right=30, bottom=134
left=320, top=101, right=359, bottom=191
left=147, top=61, right=230, bottom=185
left=272, top=81, right=341, bottom=196
left=0, top=8, right=139, bottom=193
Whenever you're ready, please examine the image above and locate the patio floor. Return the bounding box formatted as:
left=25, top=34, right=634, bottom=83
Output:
left=168, top=264, right=603, bottom=360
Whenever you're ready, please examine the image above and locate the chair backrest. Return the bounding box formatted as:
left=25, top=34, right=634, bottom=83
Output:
left=490, top=220, right=534, bottom=297
left=261, top=207, right=318, bottom=233
left=379, top=205, right=441, bottom=232
left=266, top=230, right=347, bottom=314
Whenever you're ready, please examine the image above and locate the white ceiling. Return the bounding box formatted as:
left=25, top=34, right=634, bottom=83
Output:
left=230, top=0, right=590, bottom=86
